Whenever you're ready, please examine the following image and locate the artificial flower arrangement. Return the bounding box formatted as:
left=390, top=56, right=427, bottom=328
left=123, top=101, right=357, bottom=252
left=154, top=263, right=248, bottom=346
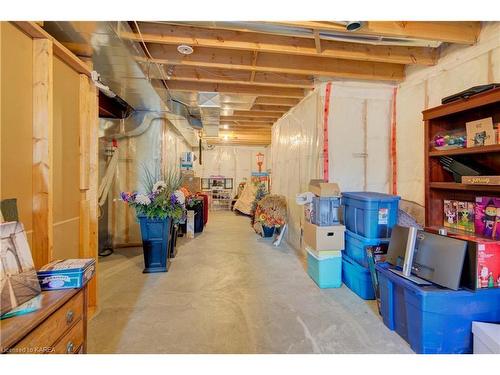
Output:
left=254, top=194, right=287, bottom=228
left=185, top=194, right=202, bottom=209
left=120, top=167, right=186, bottom=223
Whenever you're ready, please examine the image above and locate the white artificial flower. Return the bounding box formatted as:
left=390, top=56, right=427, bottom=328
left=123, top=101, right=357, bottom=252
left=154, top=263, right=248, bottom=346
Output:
left=135, top=194, right=151, bottom=205
left=174, top=190, right=185, bottom=205
left=152, top=181, right=166, bottom=193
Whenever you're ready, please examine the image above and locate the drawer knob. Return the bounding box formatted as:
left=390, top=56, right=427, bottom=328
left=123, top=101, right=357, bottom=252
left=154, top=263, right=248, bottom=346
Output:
left=66, top=310, right=74, bottom=324
left=66, top=341, right=74, bottom=354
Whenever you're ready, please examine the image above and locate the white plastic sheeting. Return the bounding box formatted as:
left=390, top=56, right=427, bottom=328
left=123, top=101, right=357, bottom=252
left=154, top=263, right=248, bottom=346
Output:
left=193, top=145, right=267, bottom=195
left=271, top=82, right=394, bottom=250
left=396, top=22, right=500, bottom=223
left=109, top=118, right=191, bottom=245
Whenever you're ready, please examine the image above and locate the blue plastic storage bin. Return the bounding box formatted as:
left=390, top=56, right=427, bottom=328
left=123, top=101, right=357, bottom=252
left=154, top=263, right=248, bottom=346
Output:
left=310, top=196, right=341, bottom=226
left=344, top=229, right=390, bottom=268
left=342, top=192, right=400, bottom=239
left=306, top=249, right=342, bottom=288
left=376, top=264, right=500, bottom=354
left=342, top=253, right=375, bottom=300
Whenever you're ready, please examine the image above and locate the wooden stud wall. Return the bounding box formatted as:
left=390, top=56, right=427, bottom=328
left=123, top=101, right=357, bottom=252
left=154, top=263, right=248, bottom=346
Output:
left=4, top=22, right=98, bottom=313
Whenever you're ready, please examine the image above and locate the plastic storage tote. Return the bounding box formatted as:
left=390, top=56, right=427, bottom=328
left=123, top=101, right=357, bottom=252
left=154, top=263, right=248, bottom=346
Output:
left=306, top=248, right=342, bottom=288
left=341, top=253, right=375, bottom=300
left=376, top=264, right=500, bottom=354
left=342, top=192, right=400, bottom=239
left=344, top=229, right=390, bottom=268
left=310, top=196, right=341, bottom=226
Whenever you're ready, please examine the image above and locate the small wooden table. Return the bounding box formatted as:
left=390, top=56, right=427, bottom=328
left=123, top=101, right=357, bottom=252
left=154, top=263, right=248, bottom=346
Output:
left=0, top=285, right=90, bottom=354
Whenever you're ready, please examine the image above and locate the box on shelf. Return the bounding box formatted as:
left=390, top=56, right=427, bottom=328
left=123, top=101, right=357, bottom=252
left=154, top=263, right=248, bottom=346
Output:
left=472, top=322, right=500, bottom=354
left=376, top=263, right=500, bottom=354
left=306, top=248, right=342, bottom=288
left=341, top=254, right=375, bottom=300
left=443, top=199, right=457, bottom=228
left=342, top=192, right=400, bottom=239
left=344, top=229, right=390, bottom=268
left=308, top=180, right=340, bottom=197
left=37, top=259, right=95, bottom=290
left=303, top=220, right=345, bottom=251
left=305, top=196, right=341, bottom=226
left=466, top=117, right=495, bottom=148
left=474, top=196, right=500, bottom=240
left=456, top=201, right=475, bottom=232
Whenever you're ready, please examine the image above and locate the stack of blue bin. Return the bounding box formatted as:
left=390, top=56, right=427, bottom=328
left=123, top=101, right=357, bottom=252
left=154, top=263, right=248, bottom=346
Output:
left=341, top=192, right=400, bottom=300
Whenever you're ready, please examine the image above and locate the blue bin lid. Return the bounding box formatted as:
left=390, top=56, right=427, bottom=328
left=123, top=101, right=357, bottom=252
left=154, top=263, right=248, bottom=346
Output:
left=342, top=191, right=401, bottom=202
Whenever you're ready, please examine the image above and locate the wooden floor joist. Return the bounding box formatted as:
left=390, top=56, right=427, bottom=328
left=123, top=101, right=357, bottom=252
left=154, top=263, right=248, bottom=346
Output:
left=144, top=44, right=405, bottom=82
left=125, top=23, right=437, bottom=65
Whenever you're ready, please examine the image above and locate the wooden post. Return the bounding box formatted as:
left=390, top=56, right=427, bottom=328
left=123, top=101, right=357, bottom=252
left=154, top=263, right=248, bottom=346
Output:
left=78, top=66, right=99, bottom=316
left=32, top=38, right=54, bottom=269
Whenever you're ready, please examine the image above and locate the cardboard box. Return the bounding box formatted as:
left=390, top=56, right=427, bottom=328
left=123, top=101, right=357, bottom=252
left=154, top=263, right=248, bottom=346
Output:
left=303, top=220, right=345, bottom=251
left=466, top=117, right=495, bottom=148
left=447, top=232, right=500, bottom=290
left=474, top=196, right=500, bottom=240
left=443, top=199, right=457, bottom=228
left=37, top=259, right=95, bottom=290
left=308, top=179, right=340, bottom=197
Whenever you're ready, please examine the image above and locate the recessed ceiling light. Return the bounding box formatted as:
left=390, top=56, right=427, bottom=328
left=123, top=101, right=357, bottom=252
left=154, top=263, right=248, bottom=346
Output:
left=222, top=124, right=229, bottom=129
left=177, top=44, right=194, bottom=55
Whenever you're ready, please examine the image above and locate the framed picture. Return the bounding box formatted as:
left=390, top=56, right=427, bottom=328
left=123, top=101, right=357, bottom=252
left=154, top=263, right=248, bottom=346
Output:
left=201, top=178, right=210, bottom=190
left=1, top=222, right=41, bottom=316
left=224, top=178, right=233, bottom=190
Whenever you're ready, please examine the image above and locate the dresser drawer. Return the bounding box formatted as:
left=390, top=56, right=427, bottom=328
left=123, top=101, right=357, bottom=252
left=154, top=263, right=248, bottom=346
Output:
left=12, top=290, right=84, bottom=353
left=50, top=319, right=84, bottom=354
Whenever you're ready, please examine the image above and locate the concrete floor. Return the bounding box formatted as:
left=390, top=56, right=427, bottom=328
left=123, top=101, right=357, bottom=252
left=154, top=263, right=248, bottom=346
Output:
left=88, top=211, right=413, bottom=354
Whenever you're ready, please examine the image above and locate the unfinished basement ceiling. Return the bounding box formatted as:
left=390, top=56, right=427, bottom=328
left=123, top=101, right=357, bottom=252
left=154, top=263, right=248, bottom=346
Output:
left=46, top=21, right=482, bottom=146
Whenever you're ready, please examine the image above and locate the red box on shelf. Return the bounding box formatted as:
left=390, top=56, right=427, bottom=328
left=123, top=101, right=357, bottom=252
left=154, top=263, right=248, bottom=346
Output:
left=447, top=231, right=500, bottom=290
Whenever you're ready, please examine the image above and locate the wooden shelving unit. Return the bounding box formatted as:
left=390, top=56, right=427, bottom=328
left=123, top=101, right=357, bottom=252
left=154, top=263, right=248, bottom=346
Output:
left=423, top=87, right=500, bottom=227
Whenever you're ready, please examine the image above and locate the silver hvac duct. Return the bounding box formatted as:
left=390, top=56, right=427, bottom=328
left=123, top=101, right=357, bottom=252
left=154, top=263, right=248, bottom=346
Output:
left=42, top=21, right=201, bottom=147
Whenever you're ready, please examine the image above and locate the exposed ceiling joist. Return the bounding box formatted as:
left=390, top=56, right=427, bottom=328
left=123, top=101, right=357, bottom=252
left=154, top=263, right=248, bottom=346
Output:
left=126, top=23, right=437, bottom=65
left=221, top=116, right=279, bottom=122
left=269, top=21, right=481, bottom=45
left=220, top=121, right=275, bottom=126
left=254, top=97, right=300, bottom=106
left=250, top=105, right=291, bottom=112
left=144, top=45, right=405, bottom=82
left=149, top=66, right=314, bottom=88
left=155, top=79, right=306, bottom=98
left=232, top=110, right=284, bottom=117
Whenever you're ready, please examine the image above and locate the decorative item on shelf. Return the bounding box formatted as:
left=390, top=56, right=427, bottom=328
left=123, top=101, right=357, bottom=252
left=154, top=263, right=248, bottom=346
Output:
left=474, top=197, right=500, bottom=240
left=462, top=176, right=500, bottom=185
left=432, top=131, right=466, bottom=150
left=120, top=167, right=186, bottom=273
left=466, top=117, right=495, bottom=148
left=253, top=194, right=287, bottom=238
left=0, top=222, right=41, bottom=318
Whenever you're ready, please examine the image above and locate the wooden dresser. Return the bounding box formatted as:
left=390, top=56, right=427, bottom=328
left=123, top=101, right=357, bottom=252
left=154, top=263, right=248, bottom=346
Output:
left=0, top=286, right=89, bottom=354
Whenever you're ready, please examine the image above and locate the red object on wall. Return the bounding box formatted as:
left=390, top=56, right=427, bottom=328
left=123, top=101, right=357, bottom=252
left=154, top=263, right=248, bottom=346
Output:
left=390, top=87, right=398, bottom=195
left=323, top=82, right=332, bottom=182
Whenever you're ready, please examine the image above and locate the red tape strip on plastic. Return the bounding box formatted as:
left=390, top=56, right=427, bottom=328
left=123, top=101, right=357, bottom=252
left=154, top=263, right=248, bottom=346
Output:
left=323, top=82, right=332, bottom=182
left=391, top=87, right=398, bottom=195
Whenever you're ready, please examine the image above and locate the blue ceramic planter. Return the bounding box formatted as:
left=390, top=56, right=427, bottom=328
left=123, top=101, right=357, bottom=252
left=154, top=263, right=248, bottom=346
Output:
left=138, top=216, right=172, bottom=273
left=262, top=225, right=275, bottom=238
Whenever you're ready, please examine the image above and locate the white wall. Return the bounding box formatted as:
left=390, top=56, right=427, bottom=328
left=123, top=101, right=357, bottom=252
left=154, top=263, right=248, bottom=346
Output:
left=193, top=145, right=268, bottom=194
left=271, top=82, right=394, bottom=250
left=396, top=22, right=500, bottom=221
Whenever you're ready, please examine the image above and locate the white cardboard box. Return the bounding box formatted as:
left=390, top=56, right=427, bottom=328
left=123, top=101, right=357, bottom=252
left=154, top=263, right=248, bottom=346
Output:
left=472, top=322, right=500, bottom=354
left=303, top=220, right=345, bottom=251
